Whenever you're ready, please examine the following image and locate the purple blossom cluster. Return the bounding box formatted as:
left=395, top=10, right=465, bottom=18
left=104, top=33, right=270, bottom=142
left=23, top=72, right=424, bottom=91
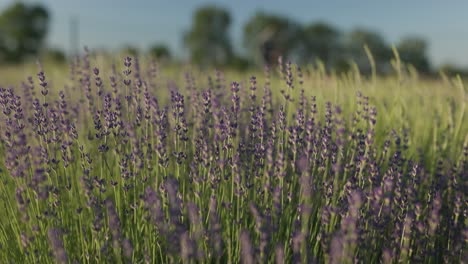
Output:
left=0, top=54, right=466, bottom=263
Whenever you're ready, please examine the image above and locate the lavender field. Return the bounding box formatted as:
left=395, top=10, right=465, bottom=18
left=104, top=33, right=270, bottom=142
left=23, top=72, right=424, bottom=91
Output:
left=0, top=52, right=466, bottom=263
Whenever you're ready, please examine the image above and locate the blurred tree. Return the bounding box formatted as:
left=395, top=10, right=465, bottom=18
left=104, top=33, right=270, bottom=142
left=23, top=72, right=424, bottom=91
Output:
left=303, top=22, right=342, bottom=68
left=149, top=44, right=171, bottom=60
left=346, top=28, right=391, bottom=74
left=397, top=36, right=430, bottom=73
left=438, top=64, right=468, bottom=77
left=42, top=48, right=66, bottom=63
left=121, top=45, right=139, bottom=57
left=243, top=12, right=303, bottom=65
left=333, top=57, right=352, bottom=74
left=230, top=55, right=251, bottom=71
left=184, top=6, right=233, bottom=67
left=0, top=2, right=49, bottom=63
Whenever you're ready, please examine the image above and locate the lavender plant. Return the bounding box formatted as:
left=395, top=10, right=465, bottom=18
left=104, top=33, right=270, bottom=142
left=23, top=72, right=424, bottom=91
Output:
left=0, top=53, right=466, bottom=263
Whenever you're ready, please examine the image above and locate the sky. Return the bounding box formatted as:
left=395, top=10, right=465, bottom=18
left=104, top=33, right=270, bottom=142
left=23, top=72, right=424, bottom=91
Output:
left=2, top=0, right=468, bottom=67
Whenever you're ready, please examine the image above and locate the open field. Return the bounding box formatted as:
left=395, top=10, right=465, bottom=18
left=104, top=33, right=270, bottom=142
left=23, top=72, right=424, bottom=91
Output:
left=0, top=54, right=466, bottom=263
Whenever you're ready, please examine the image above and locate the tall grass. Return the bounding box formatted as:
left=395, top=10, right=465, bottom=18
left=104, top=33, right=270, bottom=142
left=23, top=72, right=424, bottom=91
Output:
left=0, top=52, right=466, bottom=263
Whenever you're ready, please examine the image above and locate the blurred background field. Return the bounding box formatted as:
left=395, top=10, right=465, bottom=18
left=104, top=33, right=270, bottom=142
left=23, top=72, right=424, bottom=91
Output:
left=2, top=1, right=468, bottom=74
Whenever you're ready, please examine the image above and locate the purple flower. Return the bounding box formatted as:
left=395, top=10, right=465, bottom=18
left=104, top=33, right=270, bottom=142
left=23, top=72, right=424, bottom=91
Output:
left=240, top=229, right=254, bottom=264
left=105, top=198, right=121, bottom=249
left=47, top=228, right=68, bottom=264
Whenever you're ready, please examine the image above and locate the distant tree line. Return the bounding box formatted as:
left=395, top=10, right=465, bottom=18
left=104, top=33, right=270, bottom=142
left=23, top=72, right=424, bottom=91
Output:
left=183, top=6, right=436, bottom=74
left=1, top=2, right=468, bottom=76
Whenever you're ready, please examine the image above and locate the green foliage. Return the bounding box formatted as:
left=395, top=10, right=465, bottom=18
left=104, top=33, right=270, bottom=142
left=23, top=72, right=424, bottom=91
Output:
left=42, top=48, right=66, bottom=63
left=0, top=2, right=49, bottom=63
left=183, top=5, right=233, bottom=67
left=346, top=29, right=392, bottom=74
left=302, top=22, right=342, bottom=66
left=243, top=12, right=303, bottom=65
left=240, top=14, right=431, bottom=75
left=397, top=36, right=431, bottom=73
left=438, top=64, right=468, bottom=77
left=120, top=45, right=139, bottom=57
left=230, top=55, right=251, bottom=71
left=149, top=44, right=171, bottom=60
